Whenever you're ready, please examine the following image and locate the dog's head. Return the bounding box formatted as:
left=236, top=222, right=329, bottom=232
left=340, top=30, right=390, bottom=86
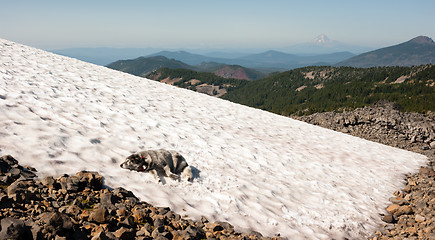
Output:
left=120, top=153, right=152, bottom=172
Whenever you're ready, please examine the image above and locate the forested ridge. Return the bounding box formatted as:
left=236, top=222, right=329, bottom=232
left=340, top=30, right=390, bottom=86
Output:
left=221, top=64, right=435, bottom=115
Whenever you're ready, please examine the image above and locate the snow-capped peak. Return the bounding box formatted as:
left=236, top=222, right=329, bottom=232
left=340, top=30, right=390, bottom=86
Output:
left=313, top=34, right=330, bottom=44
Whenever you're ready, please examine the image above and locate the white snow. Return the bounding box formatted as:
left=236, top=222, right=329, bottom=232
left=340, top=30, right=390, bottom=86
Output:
left=0, top=39, right=427, bottom=239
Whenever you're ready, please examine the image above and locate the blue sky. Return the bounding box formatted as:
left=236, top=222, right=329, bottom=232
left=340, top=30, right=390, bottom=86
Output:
left=1, top=0, right=434, bottom=50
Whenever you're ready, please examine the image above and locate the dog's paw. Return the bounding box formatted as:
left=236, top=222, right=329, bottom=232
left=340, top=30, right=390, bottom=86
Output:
left=169, top=174, right=180, bottom=181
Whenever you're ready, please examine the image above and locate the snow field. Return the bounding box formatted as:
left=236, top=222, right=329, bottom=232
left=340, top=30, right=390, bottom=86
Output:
left=0, top=39, right=427, bottom=239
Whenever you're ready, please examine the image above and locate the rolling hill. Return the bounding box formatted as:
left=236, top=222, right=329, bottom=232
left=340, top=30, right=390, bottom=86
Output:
left=107, top=56, right=265, bottom=80
left=106, top=56, right=194, bottom=77
left=337, top=36, right=435, bottom=67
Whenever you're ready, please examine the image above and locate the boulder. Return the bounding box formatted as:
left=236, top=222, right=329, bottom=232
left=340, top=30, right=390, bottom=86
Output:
left=0, top=218, right=32, bottom=240
left=89, top=206, right=109, bottom=223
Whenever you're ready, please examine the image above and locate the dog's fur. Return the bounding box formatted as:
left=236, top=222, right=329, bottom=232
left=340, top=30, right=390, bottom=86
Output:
left=120, top=149, right=193, bottom=182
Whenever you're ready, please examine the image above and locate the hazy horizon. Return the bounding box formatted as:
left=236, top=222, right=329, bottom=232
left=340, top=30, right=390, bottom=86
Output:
left=1, top=0, right=434, bottom=51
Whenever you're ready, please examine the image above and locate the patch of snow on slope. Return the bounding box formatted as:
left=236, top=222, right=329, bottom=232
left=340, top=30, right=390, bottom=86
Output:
left=0, top=39, right=427, bottom=239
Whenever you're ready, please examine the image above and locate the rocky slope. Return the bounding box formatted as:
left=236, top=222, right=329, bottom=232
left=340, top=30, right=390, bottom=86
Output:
left=0, top=155, right=283, bottom=240
left=294, top=101, right=435, bottom=239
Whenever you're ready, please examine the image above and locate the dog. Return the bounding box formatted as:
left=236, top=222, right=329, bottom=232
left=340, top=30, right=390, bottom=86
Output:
left=120, top=149, right=193, bottom=182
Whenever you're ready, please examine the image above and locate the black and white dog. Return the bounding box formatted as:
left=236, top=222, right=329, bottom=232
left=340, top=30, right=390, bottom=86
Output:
left=120, top=149, right=193, bottom=182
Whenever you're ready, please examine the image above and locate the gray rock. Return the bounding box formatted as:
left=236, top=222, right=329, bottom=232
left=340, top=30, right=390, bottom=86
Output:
left=100, top=192, right=115, bottom=206
left=0, top=217, right=32, bottom=240
left=38, top=212, right=73, bottom=231
left=40, top=176, right=58, bottom=189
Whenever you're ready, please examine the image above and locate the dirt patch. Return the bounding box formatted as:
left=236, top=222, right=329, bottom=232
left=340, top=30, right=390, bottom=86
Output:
left=295, top=85, right=307, bottom=92
left=304, top=71, right=315, bottom=80
left=188, top=79, right=201, bottom=85
left=196, top=84, right=226, bottom=97
left=391, top=75, right=408, bottom=84
left=314, top=83, right=324, bottom=89
left=161, top=77, right=183, bottom=85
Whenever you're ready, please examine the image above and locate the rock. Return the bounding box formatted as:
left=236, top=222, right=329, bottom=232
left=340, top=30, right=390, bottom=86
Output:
left=114, top=227, right=135, bottom=240
left=386, top=204, right=400, bottom=213
left=415, top=214, right=425, bottom=223
left=151, top=226, right=166, bottom=238
left=382, top=214, right=395, bottom=223
left=116, top=207, right=128, bottom=219
left=389, top=196, right=408, bottom=206
left=119, top=216, right=134, bottom=228
left=414, top=199, right=427, bottom=210
left=40, top=176, right=58, bottom=189
left=177, top=225, right=203, bottom=239
left=153, top=216, right=165, bottom=228
left=38, top=212, right=74, bottom=231
left=57, top=174, right=80, bottom=192
left=89, top=206, right=109, bottom=223
left=430, top=141, right=435, bottom=149
left=0, top=217, right=32, bottom=240
left=0, top=155, right=18, bottom=173
left=100, top=192, right=115, bottom=206
left=6, top=180, right=33, bottom=202
left=65, top=205, right=82, bottom=216
left=91, top=231, right=109, bottom=240
left=394, top=205, right=413, bottom=217
left=136, top=223, right=152, bottom=237
left=75, top=171, right=103, bottom=191
left=19, top=168, right=36, bottom=179
left=112, top=187, right=136, bottom=199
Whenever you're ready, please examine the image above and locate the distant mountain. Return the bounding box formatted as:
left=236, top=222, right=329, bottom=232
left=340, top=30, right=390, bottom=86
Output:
left=148, top=49, right=355, bottom=70
left=106, top=56, right=194, bottom=77
left=147, top=51, right=227, bottom=65
left=237, top=50, right=355, bottom=68
left=106, top=56, right=265, bottom=80
left=281, top=34, right=372, bottom=55
left=337, top=36, right=435, bottom=67
left=50, top=48, right=159, bottom=65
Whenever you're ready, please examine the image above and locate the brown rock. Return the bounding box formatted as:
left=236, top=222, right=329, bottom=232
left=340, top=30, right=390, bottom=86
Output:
left=382, top=214, right=395, bottom=223
left=415, top=214, right=425, bottom=223
left=394, top=205, right=413, bottom=217
left=91, top=231, right=109, bottom=240
left=386, top=204, right=400, bottom=213
left=89, top=206, right=109, bottom=223
left=116, top=207, right=128, bottom=218
left=132, top=208, right=149, bottom=224
left=389, top=196, right=408, bottom=205
left=40, top=176, right=58, bottom=189
left=114, top=227, right=135, bottom=239
left=405, top=226, right=417, bottom=235
left=75, top=171, right=103, bottom=190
